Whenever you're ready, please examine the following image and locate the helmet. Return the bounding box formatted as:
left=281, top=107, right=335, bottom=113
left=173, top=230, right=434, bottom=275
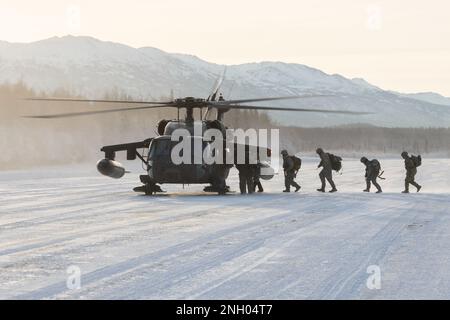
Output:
left=281, top=150, right=288, bottom=156
left=360, top=156, right=368, bottom=163
left=401, top=151, right=408, bottom=158
left=316, top=148, right=323, bottom=154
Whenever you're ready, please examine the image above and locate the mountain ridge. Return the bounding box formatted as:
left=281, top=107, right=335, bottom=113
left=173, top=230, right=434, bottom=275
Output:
left=0, top=35, right=449, bottom=127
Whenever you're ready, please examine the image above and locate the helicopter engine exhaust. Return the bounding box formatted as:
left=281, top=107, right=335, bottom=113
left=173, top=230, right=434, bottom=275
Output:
left=96, top=159, right=126, bottom=179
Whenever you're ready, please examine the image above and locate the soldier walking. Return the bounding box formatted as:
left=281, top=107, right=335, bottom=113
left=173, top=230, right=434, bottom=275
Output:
left=360, top=157, right=383, bottom=193
left=236, top=164, right=254, bottom=194
left=252, top=163, right=264, bottom=193
left=281, top=150, right=301, bottom=193
left=401, top=151, right=422, bottom=193
left=316, top=148, right=337, bottom=193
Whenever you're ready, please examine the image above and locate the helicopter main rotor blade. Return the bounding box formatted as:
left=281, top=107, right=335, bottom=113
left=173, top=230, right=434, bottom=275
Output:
left=207, top=67, right=227, bottom=101
left=25, top=97, right=174, bottom=105
left=23, top=104, right=174, bottom=119
left=210, top=94, right=333, bottom=105
left=213, top=104, right=372, bottom=115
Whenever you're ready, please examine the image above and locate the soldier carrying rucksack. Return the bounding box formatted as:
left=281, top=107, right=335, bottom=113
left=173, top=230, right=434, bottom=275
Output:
left=316, top=148, right=339, bottom=193
left=251, top=163, right=264, bottom=193
left=360, top=157, right=383, bottom=193
left=281, top=150, right=301, bottom=193
left=401, top=151, right=422, bottom=193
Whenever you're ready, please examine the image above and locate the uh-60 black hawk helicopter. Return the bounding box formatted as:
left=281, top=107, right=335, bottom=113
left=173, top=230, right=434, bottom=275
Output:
left=27, top=74, right=369, bottom=195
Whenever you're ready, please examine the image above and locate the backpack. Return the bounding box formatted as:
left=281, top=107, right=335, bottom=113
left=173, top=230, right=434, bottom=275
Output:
left=328, top=153, right=342, bottom=172
left=291, top=156, right=302, bottom=172
left=369, top=159, right=381, bottom=174
left=411, top=155, right=422, bottom=167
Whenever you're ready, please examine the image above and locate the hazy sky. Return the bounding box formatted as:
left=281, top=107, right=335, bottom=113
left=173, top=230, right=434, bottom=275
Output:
left=1, top=0, right=449, bottom=96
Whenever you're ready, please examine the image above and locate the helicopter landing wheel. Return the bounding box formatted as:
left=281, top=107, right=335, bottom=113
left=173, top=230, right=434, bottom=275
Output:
left=203, top=184, right=229, bottom=195
left=144, top=184, right=155, bottom=195
left=133, top=183, right=164, bottom=195
left=218, top=185, right=231, bottom=195
left=215, top=180, right=229, bottom=195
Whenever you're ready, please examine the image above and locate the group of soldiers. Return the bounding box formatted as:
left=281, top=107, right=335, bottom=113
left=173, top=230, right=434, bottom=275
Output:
left=235, top=148, right=423, bottom=194
left=235, top=164, right=264, bottom=194
left=280, top=148, right=422, bottom=194
left=280, top=148, right=340, bottom=193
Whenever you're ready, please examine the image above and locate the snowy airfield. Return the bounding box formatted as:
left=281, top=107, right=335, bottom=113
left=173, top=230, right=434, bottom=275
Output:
left=1, top=158, right=450, bottom=300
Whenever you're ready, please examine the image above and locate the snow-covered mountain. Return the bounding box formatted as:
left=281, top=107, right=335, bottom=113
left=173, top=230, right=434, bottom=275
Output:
left=400, top=92, right=450, bottom=107
left=1, top=35, right=450, bottom=127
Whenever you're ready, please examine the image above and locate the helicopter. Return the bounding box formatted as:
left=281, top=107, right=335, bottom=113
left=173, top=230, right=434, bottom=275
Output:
left=27, top=73, right=369, bottom=195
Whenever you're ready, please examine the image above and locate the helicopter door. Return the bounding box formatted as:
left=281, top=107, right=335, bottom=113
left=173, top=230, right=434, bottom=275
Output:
left=147, top=138, right=176, bottom=182
left=148, top=137, right=209, bottom=183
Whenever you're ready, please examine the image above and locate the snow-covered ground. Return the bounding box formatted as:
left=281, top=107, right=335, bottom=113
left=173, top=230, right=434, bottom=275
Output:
left=1, top=158, right=450, bottom=299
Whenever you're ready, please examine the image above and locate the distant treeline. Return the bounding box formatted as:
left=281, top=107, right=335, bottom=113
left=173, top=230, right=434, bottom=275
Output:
left=0, top=82, right=273, bottom=168
left=0, top=82, right=449, bottom=168
left=279, top=126, right=450, bottom=156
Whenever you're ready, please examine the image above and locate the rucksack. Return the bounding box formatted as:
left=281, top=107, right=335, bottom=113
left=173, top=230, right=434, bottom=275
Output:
left=291, top=156, right=302, bottom=172
left=411, top=155, right=422, bottom=167
left=369, top=159, right=381, bottom=173
left=328, top=153, right=342, bottom=172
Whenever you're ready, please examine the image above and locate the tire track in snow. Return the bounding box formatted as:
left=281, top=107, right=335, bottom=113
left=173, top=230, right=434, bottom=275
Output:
left=16, top=196, right=364, bottom=299
left=178, top=197, right=399, bottom=299
left=0, top=195, right=279, bottom=256
left=0, top=189, right=338, bottom=250
left=305, top=201, right=422, bottom=299
left=14, top=196, right=344, bottom=299
left=0, top=181, right=128, bottom=211
left=85, top=197, right=384, bottom=299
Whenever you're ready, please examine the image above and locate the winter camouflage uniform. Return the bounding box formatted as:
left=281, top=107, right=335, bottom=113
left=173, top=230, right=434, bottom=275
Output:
left=361, top=157, right=382, bottom=193
left=281, top=150, right=300, bottom=192
left=317, top=148, right=337, bottom=192
left=402, top=152, right=422, bottom=193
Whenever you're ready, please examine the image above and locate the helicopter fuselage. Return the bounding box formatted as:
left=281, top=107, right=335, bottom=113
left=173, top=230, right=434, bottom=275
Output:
left=147, top=135, right=232, bottom=185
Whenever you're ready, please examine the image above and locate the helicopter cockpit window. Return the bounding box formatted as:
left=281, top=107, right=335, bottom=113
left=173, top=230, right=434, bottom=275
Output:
left=148, top=139, right=173, bottom=158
